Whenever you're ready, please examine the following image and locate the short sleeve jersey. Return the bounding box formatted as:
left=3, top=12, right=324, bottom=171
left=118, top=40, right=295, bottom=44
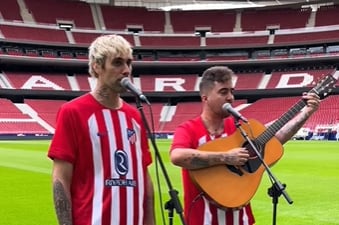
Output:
left=48, top=93, right=152, bottom=225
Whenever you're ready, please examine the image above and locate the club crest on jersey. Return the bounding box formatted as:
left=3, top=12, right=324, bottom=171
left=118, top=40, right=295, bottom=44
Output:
left=127, top=128, right=136, bottom=144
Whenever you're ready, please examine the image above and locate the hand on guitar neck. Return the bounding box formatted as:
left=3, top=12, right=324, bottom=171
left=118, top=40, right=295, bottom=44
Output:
left=275, top=92, right=320, bottom=144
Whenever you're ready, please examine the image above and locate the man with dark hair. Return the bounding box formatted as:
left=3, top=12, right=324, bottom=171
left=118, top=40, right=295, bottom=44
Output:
left=170, top=66, right=320, bottom=225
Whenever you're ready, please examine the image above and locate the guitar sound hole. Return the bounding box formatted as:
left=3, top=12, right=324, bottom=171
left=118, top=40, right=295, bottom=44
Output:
left=226, top=141, right=265, bottom=175
left=242, top=141, right=264, bottom=173
left=244, top=141, right=262, bottom=158
left=226, top=165, right=243, bottom=176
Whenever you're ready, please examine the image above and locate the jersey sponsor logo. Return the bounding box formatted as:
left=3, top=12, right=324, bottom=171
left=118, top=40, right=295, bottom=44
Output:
left=114, top=149, right=128, bottom=176
left=104, top=178, right=137, bottom=187
left=105, top=149, right=137, bottom=187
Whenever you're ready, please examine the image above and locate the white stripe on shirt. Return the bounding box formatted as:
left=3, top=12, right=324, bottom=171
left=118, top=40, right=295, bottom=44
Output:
left=203, top=197, right=212, bottom=225
left=242, top=207, right=249, bottom=225
left=103, top=110, right=120, bottom=225
left=233, top=210, right=239, bottom=225
left=132, top=118, right=144, bottom=225
left=217, top=208, right=226, bottom=225
left=118, top=111, right=134, bottom=225
left=88, top=114, right=104, bottom=225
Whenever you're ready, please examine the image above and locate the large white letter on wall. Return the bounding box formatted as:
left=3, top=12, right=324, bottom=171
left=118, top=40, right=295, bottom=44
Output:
left=21, top=75, right=64, bottom=90
left=155, top=78, right=186, bottom=91
left=276, top=73, right=313, bottom=88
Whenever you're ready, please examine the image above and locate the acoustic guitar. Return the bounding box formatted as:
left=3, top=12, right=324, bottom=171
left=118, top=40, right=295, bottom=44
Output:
left=189, top=70, right=339, bottom=209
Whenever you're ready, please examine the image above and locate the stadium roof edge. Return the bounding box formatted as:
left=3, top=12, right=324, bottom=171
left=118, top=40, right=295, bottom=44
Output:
left=76, top=0, right=339, bottom=11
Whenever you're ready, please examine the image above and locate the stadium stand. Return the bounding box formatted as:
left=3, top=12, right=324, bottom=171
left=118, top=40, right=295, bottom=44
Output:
left=160, top=99, right=248, bottom=133
left=0, top=98, right=30, bottom=119
left=274, top=30, right=339, bottom=45
left=0, top=24, right=69, bottom=44
left=0, top=0, right=22, bottom=21
left=24, top=99, right=66, bottom=128
left=142, top=102, right=166, bottom=132
left=0, top=98, right=55, bottom=134
left=24, top=0, right=95, bottom=28
left=302, top=95, right=339, bottom=133
left=0, top=121, right=50, bottom=134
left=138, top=35, right=201, bottom=49
left=0, top=0, right=339, bottom=139
left=72, top=31, right=135, bottom=46
left=161, top=102, right=202, bottom=132
left=241, top=7, right=312, bottom=31
left=139, top=74, right=200, bottom=92
left=101, top=6, right=165, bottom=32
left=315, top=4, right=339, bottom=27
left=4, top=72, right=72, bottom=90
left=240, top=96, right=303, bottom=125
left=169, top=10, right=236, bottom=33
left=234, top=72, right=268, bottom=90
left=205, top=34, right=269, bottom=48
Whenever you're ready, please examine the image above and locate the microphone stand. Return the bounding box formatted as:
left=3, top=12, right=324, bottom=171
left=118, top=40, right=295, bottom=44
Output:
left=135, top=98, right=186, bottom=225
left=234, top=119, right=293, bottom=225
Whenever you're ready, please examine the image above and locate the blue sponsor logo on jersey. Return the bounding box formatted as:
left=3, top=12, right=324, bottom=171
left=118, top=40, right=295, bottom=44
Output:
left=114, top=149, right=128, bottom=176
left=105, top=178, right=137, bottom=187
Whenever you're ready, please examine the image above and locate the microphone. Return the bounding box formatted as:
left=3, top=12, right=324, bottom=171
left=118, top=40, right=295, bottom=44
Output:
left=120, top=77, right=150, bottom=105
left=222, top=103, right=248, bottom=123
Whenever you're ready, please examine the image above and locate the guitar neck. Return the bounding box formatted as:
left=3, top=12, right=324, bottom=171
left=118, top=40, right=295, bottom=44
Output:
left=255, top=69, right=339, bottom=145
left=256, top=98, right=307, bottom=144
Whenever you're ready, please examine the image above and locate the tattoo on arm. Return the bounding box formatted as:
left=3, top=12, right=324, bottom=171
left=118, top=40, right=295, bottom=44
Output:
left=190, top=156, right=209, bottom=168
left=53, top=180, right=72, bottom=225
left=277, top=112, right=310, bottom=144
left=187, top=153, right=224, bottom=168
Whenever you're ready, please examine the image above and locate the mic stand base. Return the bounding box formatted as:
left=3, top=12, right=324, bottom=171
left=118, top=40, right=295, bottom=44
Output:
left=268, top=183, right=286, bottom=225
left=165, top=197, right=175, bottom=225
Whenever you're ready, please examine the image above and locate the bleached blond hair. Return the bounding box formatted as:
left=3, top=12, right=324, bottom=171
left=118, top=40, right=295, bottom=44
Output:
left=88, top=34, right=133, bottom=77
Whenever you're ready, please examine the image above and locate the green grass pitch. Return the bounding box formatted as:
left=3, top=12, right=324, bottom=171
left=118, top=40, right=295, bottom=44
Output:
left=0, top=140, right=338, bottom=225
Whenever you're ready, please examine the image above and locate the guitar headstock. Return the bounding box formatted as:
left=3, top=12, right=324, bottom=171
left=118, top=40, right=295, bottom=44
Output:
left=310, top=70, right=339, bottom=98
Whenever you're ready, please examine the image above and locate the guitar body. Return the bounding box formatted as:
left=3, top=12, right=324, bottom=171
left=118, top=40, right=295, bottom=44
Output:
left=189, top=119, right=284, bottom=209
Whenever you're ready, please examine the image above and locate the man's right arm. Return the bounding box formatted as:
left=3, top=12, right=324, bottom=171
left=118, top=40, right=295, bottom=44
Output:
left=170, top=147, right=249, bottom=170
left=52, top=159, right=73, bottom=225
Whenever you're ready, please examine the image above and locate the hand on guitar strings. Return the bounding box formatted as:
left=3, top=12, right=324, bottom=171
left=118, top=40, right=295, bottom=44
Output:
left=223, top=147, right=249, bottom=166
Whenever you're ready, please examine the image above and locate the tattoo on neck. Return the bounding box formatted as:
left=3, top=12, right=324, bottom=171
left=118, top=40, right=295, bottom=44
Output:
left=96, top=87, right=110, bottom=98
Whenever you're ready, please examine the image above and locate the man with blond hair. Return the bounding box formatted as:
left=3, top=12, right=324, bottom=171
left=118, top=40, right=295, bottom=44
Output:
left=48, top=34, right=155, bottom=225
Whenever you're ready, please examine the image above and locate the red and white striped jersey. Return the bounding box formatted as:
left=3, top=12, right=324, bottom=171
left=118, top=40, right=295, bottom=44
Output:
left=48, top=93, right=152, bottom=225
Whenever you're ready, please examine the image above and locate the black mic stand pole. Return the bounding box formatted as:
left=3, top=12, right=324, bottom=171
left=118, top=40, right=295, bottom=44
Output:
left=135, top=98, right=186, bottom=225
left=234, top=119, right=293, bottom=225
